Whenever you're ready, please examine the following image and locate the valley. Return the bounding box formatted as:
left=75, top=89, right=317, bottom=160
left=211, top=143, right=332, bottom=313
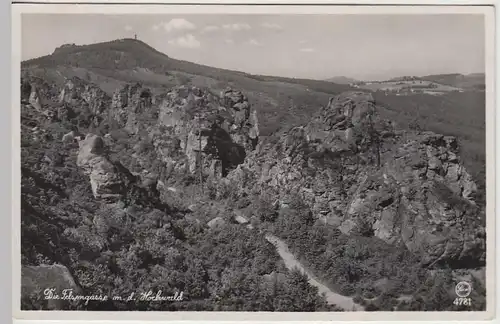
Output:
left=20, top=38, right=487, bottom=312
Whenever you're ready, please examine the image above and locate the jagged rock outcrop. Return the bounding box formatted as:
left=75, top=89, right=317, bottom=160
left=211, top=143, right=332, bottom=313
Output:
left=228, top=92, right=485, bottom=267
left=306, top=92, right=395, bottom=158
left=20, top=77, right=61, bottom=120
left=77, top=134, right=127, bottom=201
left=59, top=76, right=111, bottom=116
left=149, top=86, right=259, bottom=178
left=351, top=131, right=485, bottom=267
left=110, top=83, right=153, bottom=134
left=28, top=85, right=44, bottom=111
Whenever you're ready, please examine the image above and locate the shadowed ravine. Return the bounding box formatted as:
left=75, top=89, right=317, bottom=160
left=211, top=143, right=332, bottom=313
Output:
left=264, top=233, right=365, bottom=311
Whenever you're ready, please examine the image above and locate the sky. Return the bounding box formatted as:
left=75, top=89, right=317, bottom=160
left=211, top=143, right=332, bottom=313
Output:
left=21, top=14, right=485, bottom=81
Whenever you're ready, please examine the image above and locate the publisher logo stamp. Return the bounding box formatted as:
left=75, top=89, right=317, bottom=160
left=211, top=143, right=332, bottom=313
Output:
left=455, top=281, right=472, bottom=298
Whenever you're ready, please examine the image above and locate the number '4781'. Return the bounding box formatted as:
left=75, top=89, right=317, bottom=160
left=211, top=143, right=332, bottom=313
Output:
left=453, top=297, right=472, bottom=306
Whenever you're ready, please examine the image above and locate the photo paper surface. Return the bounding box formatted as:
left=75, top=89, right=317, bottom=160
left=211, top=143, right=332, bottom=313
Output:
left=11, top=2, right=496, bottom=322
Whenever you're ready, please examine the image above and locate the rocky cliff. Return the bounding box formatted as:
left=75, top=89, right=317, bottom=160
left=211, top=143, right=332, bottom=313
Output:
left=150, top=86, right=259, bottom=178
left=103, top=84, right=260, bottom=181
left=20, top=71, right=487, bottom=311
left=22, top=76, right=485, bottom=269
left=227, top=92, right=485, bottom=268
left=59, top=76, right=111, bottom=123
left=76, top=134, right=128, bottom=201
left=59, top=81, right=486, bottom=268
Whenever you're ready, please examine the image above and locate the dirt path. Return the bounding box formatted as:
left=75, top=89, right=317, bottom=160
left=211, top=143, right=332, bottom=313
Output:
left=232, top=210, right=364, bottom=311
left=265, top=234, right=365, bottom=311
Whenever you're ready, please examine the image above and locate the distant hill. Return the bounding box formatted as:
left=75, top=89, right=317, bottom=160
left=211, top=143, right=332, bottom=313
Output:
left=324, top=76, right=359, bottom=84
left=387, top=76, right=420, bottom=82
left=420, top=73, right=485, bottom=90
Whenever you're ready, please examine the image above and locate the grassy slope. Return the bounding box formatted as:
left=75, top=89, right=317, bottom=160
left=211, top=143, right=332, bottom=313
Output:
left=420, top=73, right=486, bottom=90
left=324, top=76, right=359, bottom=84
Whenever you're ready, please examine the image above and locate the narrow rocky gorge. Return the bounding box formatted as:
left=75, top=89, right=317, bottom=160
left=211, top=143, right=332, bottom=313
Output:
left=20, top=73, right=486, bottom=311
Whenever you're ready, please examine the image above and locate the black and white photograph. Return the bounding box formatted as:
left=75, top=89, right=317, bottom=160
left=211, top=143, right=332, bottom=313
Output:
left=13, top=2, right=495, bottom=320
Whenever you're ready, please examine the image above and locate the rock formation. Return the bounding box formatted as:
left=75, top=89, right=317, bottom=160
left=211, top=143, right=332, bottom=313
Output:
left=228, top=92, right=485, bottom=267
left=59, top=76, right=111, bottom=116
left=76, top=134, right=126, bottom=201
left=28, top=84, right=44, bottom=111
left=25, top=74, right=485, bottom=268
left=110, top=83, right=153, bottom=134
left=76, top=133, right=169, bottom=212
left=149, top=86, right=259, bottom=178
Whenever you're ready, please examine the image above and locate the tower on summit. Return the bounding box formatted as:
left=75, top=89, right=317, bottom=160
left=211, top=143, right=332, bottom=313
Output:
left=134, top=34, right=137, bottom=40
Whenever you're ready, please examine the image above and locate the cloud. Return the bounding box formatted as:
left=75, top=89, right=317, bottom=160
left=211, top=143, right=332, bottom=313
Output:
left=247, top=39, right=262, bottom=46
left=300, top=48, right=316, bottom=52
left=222, top=23, right=251, bottom=31
left=153, top=18, right=196, bottom=33
left=168, top=34, right=201, bottom=48
left=225, top=39, right=234, bottom=44
left=201, top=25, right=220, bottom=33
left=124, top=25, right=133, bottom=31
left=261, top=22, right=283, bottom=30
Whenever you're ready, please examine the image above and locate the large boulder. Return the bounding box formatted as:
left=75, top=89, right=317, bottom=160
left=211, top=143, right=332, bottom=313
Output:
left=77, top=134, right=126, bottom=201
left=228, top=92, right=485, bottom=267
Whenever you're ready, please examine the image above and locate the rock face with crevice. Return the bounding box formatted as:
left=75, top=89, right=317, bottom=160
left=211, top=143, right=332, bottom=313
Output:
left=110, top=83, right=153, bottom=134
left=23, top=73, right=485, bottom=269
left=149, top=86, right=259, bottom=178
left=64, top=82, right=259, bottom=200
left=59, top=76, right=111, bottom=116
left=228, top=92, right=485, bottom=267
